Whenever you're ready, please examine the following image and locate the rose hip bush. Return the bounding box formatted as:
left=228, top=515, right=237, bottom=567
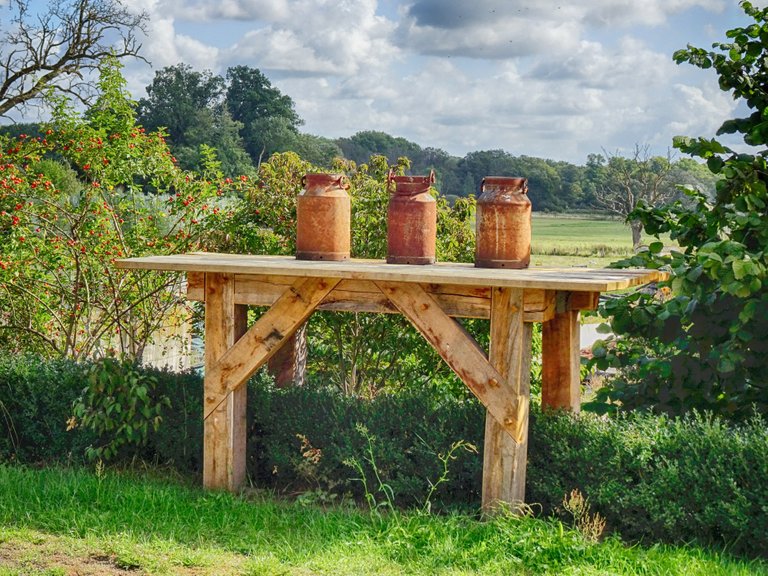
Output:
left=0, top=58, right=242, bottom=360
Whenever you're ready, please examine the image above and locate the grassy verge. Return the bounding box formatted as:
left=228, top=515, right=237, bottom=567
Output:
left=0, top=465, right=765, bottom=576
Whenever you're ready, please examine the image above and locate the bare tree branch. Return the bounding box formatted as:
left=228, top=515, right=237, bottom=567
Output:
left=0, top=0, right=147, bottom=117
left=593, top=144, right=676, bottom=249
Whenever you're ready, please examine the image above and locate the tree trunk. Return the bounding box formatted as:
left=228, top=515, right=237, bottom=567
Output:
left=267, top=323, right=307, bottom=387
left=630, top=220, right=644, bottom=252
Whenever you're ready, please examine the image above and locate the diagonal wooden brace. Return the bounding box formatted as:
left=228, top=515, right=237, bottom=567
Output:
left=375, top=281, right=528, bottom=443
left=204, top=276, right=340, bottom=419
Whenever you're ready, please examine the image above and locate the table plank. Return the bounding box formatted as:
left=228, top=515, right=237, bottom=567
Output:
left=116, top=253, right=665, bottom=292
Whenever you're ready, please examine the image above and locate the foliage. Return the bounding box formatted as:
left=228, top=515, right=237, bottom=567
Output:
left=136, top=64, right=254, bottom=177
left=343, top=422, right=477, bottom=518
left=3, top=356, right=768, bottom=558
left=0, top=0, right=146, bottom=117
left=0, top=355, right=95, bottom=463
left=285, top=132, right=343, bottom=167
left=70, top=355, right=169, bottom=461
left=249, top=380, right=485, bottom=511
left=0, top=58, right=238, bottom=360
left=225, top=65, right=303, bottom=165
left=527, top=407, right=768, bottom=558
left=589, top=1, right=768, bottom=419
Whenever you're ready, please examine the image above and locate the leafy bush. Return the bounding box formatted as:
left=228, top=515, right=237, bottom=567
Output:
left=71, top=356, right=170, bottom=461
left=527, top=407, right=768, bottom=558
left=592, top=1, right=768, bottom=419
left=0, top=356, right=94, bottom=463
left=249, top=380, right=485, bottom=510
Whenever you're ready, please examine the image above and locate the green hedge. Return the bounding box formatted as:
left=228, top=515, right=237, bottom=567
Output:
left=0, top=356, right=95, bottom=463
left=0, top=355, right=766, bottom=557
left=527, top=408, right=768, bottom=557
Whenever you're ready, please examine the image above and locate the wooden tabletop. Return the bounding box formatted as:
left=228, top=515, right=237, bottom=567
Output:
left=116, top=252, right=665, bottom=292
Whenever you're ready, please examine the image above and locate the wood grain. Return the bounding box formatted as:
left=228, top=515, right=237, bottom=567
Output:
left=204, top=276, right=339, bottom=419
left=542, top=310, right=581, bottom=412
left=187, top=272, right=556, bottom=322
left=203, top=273, right=246, bottom=490
left=482, top=289, right=531, bottom=514
left=117, top=252, right=666, bottom=292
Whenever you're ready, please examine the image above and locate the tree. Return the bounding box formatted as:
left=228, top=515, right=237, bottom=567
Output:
left=225, top=65, right=303, bottom=165
left=457, top=150, right=570, bottom=211
left=137, top=64, right=224, bottom=140
left=0, top=0, right=146, bottom=117
left=136, top=65, right=253, bottom=176
left=285, top=133, right=342, bottom=167
left=336, top=131, right=422, bottom=167
left=589, top=1, right=768, bottom=420
left=591, top=145, right=675, bottom=250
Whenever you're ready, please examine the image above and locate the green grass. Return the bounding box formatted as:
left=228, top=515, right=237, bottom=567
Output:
left=0, top=465, right=765, bottom=575
left=528, top=214, right=672, bottom=268
left=532, top=214, right=636, bottom=257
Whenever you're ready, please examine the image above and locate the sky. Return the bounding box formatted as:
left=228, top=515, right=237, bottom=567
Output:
left=117, top=0, right=758, bottom=164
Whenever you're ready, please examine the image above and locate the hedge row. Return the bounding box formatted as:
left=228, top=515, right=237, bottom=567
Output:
left=0, top=355, right=766, bottom=557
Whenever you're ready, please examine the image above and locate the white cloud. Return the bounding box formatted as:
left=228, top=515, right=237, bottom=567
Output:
left=582, top=0, right=725, bottom=27
left=168, top=0, right=292, bottom=21
left=115, top=0, right=741, bottom=163
left=222, top=0, right=398, bottom=76
left=669, top=83, right=737, bottom=137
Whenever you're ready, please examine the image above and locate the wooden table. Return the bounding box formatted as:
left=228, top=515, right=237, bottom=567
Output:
left=117, top=252, right=663, bottom=512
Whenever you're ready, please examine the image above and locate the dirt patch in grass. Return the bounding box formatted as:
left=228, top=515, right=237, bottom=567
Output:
left=0, top=532, right=251, bottom=576
left=0, top=538, right=144, bottom=575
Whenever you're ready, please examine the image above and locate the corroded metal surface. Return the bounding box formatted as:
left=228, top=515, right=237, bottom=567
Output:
left=296, top=173, right=351, bottom=261
left=387, top=171, right=437, bottom=265
left=476, top=177, right=531, bottom=269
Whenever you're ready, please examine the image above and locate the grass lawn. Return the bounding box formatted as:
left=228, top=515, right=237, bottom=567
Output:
left=528, top=214, right=669, bottom=268
left=0, top=465, right=765, bottom=576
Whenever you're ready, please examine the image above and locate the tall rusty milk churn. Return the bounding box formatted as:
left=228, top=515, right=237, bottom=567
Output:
left=296, top=173, right=351, bottom=261
left=387, top=170, right=437, bottom=265
left=475, top=176, right=531, bottom=268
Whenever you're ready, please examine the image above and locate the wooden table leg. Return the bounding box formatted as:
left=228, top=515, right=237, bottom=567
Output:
left=204, top=273, right=248, bottom=490
left=542, top=309, right=581, bottom=412
left=482, top=288, right=532, bottom=514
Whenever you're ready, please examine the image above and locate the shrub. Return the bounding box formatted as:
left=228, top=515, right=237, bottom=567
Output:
left=71, top=356, right=170, bottom=461
left=527, top=407, right=768, bottom=558
left=0, top=355, right=94, bottom=463
left=1, top=356, right=766, bottom=557
left=249, top=381, right=485, bottom=511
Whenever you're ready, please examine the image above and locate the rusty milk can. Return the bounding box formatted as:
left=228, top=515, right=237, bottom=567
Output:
left=387, top=170, right=437, bottom=265
left=296, top=173, right=351, bottom=261
left=475, top=176, right=531, bottom=268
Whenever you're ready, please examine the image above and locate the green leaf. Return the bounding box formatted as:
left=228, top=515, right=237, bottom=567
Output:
left=732, top=259, right=750, bottom=280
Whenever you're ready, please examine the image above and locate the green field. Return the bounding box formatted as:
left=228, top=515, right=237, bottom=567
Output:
left=529, top=214, right=659, bottom=268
